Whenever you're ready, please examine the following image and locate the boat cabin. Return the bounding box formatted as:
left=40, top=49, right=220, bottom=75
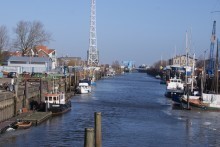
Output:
left=43, top=93, right=66, bottom=105
left=79, top=82, right=89, bottom=87
left=167, top=77, right=184, bottom=90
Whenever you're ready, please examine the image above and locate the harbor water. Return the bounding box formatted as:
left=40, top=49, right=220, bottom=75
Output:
left=1, top=73, right=220, bottom=147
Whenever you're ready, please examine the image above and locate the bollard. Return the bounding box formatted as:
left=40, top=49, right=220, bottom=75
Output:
left=84, top=128, right=94, bottom=147
left=95, top=112, right=102, bottom=147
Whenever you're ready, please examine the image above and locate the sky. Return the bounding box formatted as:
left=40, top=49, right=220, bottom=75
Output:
left=1, top=0, right=220, bottom=66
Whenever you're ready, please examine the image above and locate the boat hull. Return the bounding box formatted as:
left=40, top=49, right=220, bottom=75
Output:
left=47, top=101, right=72, bottom=115
left=172, top=92, right=184, bottom=104
left=181, top=97, right=220, bottom=111
left=15, top=121, right=32, bottom=129
left=165, top=89, right=184, bottom=98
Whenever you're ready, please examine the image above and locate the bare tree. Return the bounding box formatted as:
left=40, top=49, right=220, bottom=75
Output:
left=0, top=26, right=9, bottom=64
left=153, top=60, right=167, bottom=70
left=0, top=26, right=9, bottom=51
left=112, top=60, right=121, bottom=74
left=13, top=20, right=52, bottom=56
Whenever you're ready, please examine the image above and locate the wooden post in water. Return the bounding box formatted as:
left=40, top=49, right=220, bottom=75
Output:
left=84, top=128, right=94, bottom=147
left=69, top=74, right=71, bottom=92
left=14, top=80, right=18, bottom=116
left=186, top=83, right=190, bottom=109
left=40, top=78, right=43, bottom=101
left=95, top=112, right=102, bottom=147
left=24, top=80, right=28, bottom=108
left=65, top=76, right=67, bottom=93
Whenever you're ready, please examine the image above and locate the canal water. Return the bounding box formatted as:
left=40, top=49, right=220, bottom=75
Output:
left=1, top=73, right=220, bottom=147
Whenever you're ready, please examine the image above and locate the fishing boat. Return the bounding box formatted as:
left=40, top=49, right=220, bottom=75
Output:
left=173, top=54, right=200, bottom=105
left=41, top=92, right=71, bottom=115
left=76, top=82, right=91, bottom=94
left=181, top=38, right=220, bottom=110
left=164, top=76, right=184, bottom=98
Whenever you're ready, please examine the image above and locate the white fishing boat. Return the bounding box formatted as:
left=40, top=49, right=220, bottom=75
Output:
left=76, top=83, right=92, bottom=94
left=164, top=76, right=184, bottom=98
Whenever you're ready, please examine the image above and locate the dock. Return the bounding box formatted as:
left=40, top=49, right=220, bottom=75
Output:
left=22, top=111, right=52, bottom=126
left=0, top=111, right=52, bottom=134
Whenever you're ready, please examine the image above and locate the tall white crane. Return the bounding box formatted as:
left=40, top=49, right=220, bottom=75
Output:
left=87, top=0, right=99, bottom=66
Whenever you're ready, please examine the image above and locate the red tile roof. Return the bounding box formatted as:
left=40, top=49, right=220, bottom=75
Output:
left=35, top=45, right=55, bottom=55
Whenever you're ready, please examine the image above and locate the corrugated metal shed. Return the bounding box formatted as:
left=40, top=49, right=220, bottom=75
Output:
left=8, top=56, right=51, bottom=62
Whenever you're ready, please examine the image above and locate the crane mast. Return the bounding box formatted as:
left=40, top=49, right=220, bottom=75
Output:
left=87, top=0, right=99, bottom=66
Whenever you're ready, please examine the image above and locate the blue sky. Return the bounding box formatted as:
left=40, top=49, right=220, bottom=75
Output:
left=1, top=0, right=220, bottom=66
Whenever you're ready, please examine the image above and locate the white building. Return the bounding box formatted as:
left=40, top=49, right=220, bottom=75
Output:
left=4, top=56, right=52, bottom=73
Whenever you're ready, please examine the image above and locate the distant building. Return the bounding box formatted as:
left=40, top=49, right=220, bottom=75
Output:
left=57, top=56, right=85, bottom=66
left=169, top=55, right=197, bottom=67
left=34, top=46, right=57, bottom=69
left=5, top=56, right=52, bottom=73
left=4, top=45, right=57, bottom=69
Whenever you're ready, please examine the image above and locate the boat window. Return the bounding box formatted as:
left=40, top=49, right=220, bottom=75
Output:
left=53, top=97, right=56, bottom=101
left=49, top=97, right=52, bottom=101
left=45, top=97, right=48, bottom=101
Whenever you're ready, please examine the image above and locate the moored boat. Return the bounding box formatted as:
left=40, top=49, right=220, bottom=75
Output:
left=15, top=121, right=32, bottom=129
left=164, top=76, right=184, bottom=98
left=41, top=92, right=71, bottom=115
left=76, top=82, right=92, bottom=94
left=181, top=93, right=220, bottom=111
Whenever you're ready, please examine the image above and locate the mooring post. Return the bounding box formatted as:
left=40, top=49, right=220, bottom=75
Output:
left=24, top=80, right=28, bottom=108
left=69, top=74, right=71, bottom=92
left=14, top=80, right=18, bottom=116
left=40, top=78, right=43, bottom=102
left=95, top=112, right=102, bottom=147
left=84, top=128, right=94, bottom=147
left=45, top=101, right=48, bottom=112
left=65, top=76, right=67, bottom=93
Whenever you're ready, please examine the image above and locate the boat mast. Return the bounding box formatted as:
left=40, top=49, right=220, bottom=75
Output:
left=185, top=31, right=190, bottom=109
left=216, top=39, right=219, bottom=94
left=191, top=53, right=195, bottom=93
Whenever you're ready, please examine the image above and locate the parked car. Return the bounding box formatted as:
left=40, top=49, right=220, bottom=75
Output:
left=7, top=72, right=18, bottom=78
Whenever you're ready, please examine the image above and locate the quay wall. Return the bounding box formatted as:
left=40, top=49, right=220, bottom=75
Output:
left=0, top=76, right=73, bottom=123
left=0, top=70, right=104, bottom=123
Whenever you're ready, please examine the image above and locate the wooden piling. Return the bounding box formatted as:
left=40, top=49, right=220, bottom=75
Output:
left=84, top=128, right=94, bottom=147
left=95, top=112, right=102, bottom=147
left=65, top=76, right=67, bottom=92
left=40, top=78, right=43, bottom=102
left=24, top=80, right=28, bottom=107
left=69, top=74, right=71, bottom=92
left=14, top=83, right=18, bottom=116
